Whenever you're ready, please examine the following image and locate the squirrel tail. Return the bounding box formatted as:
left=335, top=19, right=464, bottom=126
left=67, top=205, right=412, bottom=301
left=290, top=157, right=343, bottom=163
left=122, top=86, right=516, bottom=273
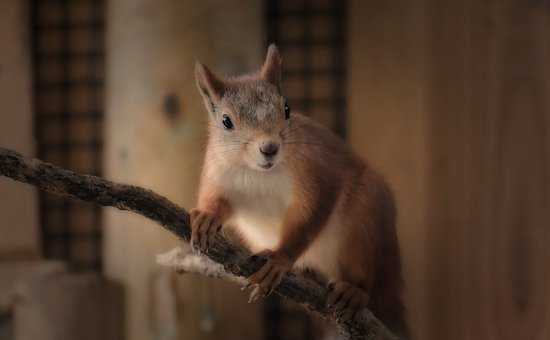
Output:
left=369, top=256, right=409, bottom=337
left=369, top=184, right=409, bottom=338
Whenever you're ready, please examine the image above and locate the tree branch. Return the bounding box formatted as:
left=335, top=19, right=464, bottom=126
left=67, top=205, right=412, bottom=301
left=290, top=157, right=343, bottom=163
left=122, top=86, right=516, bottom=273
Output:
left=0, top=147, right=401, bottom=340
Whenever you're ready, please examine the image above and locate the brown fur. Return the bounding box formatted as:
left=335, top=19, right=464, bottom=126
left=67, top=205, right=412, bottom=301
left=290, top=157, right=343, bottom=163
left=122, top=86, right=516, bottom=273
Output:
left=193, top=45, right=407, bottom=336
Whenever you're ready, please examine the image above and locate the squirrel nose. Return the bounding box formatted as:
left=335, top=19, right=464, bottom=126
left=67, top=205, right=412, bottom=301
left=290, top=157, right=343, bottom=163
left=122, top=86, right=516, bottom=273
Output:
left=260, top=142, right=279, bottom=157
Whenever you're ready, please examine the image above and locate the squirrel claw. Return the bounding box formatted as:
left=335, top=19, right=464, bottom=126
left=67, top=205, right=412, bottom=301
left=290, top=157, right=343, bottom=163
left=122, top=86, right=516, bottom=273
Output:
left=246, top=250, right=292, bottom=301
left=326, top=281, right=369, bottom=322
left=247, top=285, right=263, bottom=303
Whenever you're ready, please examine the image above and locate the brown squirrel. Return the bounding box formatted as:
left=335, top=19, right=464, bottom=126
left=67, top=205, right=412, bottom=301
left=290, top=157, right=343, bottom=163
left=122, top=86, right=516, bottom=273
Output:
left=191, top=44, right=407, bottom=335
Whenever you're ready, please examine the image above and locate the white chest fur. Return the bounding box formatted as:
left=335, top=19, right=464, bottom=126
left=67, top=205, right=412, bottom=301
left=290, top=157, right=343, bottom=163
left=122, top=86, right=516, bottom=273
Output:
left=216, top=166, right=294, bottom=252
left=212, top=165, right=344, bottom=280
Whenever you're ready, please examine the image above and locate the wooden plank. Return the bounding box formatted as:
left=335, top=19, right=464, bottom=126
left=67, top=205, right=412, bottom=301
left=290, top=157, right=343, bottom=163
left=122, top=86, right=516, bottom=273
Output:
left=350, top=0, right=550, bottom=338
left=424, top=0, right=550, bottom=338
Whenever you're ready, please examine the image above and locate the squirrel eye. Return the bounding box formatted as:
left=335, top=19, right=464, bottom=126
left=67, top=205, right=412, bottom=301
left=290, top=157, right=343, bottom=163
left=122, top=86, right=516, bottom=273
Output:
left=284, top=102, right=290, bottom=120
left=222, top=114, right=234, bottom=130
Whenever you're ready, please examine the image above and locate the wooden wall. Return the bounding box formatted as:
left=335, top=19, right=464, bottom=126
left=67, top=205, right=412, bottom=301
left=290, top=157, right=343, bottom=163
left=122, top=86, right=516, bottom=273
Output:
left=0, top=0, right=39, bottom=259
left=349, top=0, right=550, bottom=339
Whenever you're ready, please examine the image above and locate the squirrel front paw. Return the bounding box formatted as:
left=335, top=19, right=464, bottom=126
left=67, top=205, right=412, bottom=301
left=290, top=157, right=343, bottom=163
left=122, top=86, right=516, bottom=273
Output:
left=327, top=281, right=370, bottom=322
left=247, top=250, right=292, bottom=302
left=190, top=209, right=223, bottom=253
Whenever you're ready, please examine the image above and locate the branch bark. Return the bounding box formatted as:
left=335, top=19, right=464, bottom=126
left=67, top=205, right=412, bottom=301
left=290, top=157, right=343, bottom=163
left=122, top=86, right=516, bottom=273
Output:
left=0, top=147, right=401, bottom=340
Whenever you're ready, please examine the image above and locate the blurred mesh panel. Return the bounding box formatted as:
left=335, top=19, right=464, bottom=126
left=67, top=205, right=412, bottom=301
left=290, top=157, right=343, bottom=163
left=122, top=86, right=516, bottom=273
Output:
left=31, top=0, right=105, bottom=272
left=267, top=0, right=347, bottom=137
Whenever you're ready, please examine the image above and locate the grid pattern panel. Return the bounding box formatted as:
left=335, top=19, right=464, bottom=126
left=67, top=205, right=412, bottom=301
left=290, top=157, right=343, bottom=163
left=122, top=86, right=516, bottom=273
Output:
left=31, top=0, right=105, bottom=271
left=267, top=0, right=348, bottom=137
left=265, top=1, right=348, bottom=339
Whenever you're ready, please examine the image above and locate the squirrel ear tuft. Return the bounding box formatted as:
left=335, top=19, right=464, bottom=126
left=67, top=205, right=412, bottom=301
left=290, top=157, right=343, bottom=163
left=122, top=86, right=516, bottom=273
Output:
left=195, top=61, right=226, bottom=108
left=260, top=44, right=282, bottom=90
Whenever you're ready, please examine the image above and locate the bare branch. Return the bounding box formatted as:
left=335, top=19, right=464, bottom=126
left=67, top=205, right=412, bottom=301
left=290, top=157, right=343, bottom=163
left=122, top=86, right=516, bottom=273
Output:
left=0, top=147, right=401, bottom=340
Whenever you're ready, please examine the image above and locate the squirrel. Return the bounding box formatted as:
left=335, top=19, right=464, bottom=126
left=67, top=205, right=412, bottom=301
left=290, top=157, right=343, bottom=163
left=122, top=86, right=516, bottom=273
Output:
left=190, top=44, right=407, bottom=336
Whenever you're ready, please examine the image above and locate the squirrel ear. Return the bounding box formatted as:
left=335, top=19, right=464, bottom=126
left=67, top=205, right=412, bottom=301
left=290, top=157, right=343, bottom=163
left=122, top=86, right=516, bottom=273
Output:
left=195, top=61, right=226, bottom=114
left=260, top=44, right=282, bottom=91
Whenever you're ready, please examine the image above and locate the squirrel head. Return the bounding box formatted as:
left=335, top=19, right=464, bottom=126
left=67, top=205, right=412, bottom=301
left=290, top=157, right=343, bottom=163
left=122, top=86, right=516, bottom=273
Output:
left=195, top=44, right=292, bottom=172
